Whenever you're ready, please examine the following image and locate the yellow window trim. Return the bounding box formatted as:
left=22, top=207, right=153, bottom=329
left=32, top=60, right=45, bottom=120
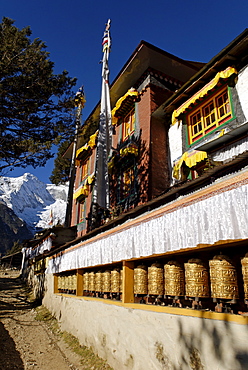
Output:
left=188, top=86, right=232, bottom=144
left=76, top=131, right=98, bottom=159
left=73, top=174, right=95, bottom=200
left=172, top=67, right=237, bottom=125
left=122, top=108, right=135, bottom=140
left=173, top=150, right=208, bottom=180
left=112, top=89, right=139, bottom=125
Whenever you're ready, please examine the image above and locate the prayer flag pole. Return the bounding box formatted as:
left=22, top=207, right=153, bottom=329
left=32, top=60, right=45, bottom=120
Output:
left=64, top=86, right=86, bottom=227
left=93, top=19, right=113, bottom=210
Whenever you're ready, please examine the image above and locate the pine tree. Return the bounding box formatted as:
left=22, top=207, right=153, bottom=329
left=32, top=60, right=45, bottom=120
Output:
left=49, top=140, right=71, bottom=185
left=0, top=17, right=77, bottom=173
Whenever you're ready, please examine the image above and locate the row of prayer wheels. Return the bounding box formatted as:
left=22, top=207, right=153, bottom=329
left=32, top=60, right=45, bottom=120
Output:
left=134, top=253, right=248, bottom=301
left=83, top=268, right=123, bottom=293
left=58, top=274, right=77, bottom=292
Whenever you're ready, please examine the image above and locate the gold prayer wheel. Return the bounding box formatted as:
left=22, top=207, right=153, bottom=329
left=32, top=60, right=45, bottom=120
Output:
left=185, top=259, right=209, bottom=298
left=63, top=276, right=67, bottom=291
left=241, top=253, right=248, bottom=300
left=148, top=263, right=164, bottom=296
left=164, top=261, right=184, bottom=297
left=67, top=276, right=71, bottom=291
left=102, top=270, right=111, bottom=292
left=72, top=274, right=77, bottom=291
left=68, top=275, right=72, bottom=291
left=89, top=271, right=95, bottom=291
left=83, top=272, right=89, bottom=291
left=61, top=275, right=65, bottom=291
left=134, top=265, right=148, bottom=295
left=209, top=254, right=238, bottom=300
left=57, top=275, right=61, bottom=290
left=111, top=268, right=120, bottom=293
left=64, top=276, right=69, bottom=291
left=95, top=271, right=102, bottom=292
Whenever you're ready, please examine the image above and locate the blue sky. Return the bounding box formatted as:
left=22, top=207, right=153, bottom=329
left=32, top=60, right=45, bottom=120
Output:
left=1, top=0, right=248, bottom=183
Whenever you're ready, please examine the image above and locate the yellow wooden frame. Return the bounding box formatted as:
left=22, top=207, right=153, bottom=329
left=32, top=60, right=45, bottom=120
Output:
left=187, top=87, right=232, bottom=144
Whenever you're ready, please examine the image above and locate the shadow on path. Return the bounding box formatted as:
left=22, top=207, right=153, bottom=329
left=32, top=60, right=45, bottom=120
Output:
left=0, top=321, right=24, bottom=370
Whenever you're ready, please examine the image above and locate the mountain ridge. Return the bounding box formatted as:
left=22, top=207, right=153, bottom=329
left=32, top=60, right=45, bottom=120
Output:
left=0, top=173, right=68, bottom=254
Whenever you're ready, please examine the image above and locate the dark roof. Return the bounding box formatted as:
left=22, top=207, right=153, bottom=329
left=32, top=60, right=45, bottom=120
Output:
left=72, top=40, right=204, bottom=153
left=153, top=28, right=248, bottom=119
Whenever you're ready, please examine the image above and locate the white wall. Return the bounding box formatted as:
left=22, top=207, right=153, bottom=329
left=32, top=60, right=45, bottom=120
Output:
left=236, top=65, right=248, bottom=121
left=43, top=274, right=248, bottom=370
left=168, top=121, right=182, bottom=166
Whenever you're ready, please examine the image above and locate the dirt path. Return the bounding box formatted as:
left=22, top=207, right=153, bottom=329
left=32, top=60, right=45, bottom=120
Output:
left=0, top=269, right=111, bottom=370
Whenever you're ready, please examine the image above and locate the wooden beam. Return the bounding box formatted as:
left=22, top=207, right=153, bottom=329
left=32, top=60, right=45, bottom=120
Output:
left=122, top=261, right=134, bottom=303
left=76, top=269, right=84, bottom=296
left=54, top=274, right=59, bottom=294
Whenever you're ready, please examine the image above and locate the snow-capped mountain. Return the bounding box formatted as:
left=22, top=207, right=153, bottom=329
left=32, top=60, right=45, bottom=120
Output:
left=0, top=173, right=68, bottom=232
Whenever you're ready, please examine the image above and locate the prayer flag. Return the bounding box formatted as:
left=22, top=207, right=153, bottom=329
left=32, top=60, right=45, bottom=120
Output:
left=93, top=19, right=112, bottom=209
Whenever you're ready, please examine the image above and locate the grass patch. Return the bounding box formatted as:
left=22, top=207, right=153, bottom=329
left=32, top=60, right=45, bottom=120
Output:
left=35, top=306, right=113, bottom=369
left=35, top=305, right=59, bottom=333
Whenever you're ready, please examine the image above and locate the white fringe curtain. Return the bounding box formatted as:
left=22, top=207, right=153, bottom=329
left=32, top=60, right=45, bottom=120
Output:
left=27, top=237, right=52, bottom=259
left=47, top=181, right=248, bottom=274
left=212, top=135, right=248, bottom=162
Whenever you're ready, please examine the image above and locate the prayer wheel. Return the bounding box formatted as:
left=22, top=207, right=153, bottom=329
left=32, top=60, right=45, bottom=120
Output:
left=148, top=263, right=164, bottom=296
left=57, top=275, right=62, bottom=291
left=67, top=276, right=71, bottom=291
left=95, top=271, right=103, bottom=292
left=83, top=272, right=89, bottom=291
left=209, top=254, right=239, bottom=300
left=102, top=270, right=111, bottom=292
left=72, top=274, right=77, bottom=291
left=134, top=265, right=148, bottom=295
left=64, top=276, right=69, bottom=291
left=164, top=261, right=184, bottom=297
left=68, top=275, right=72, bottom=291
left=61, top=275, right=65, bottom=291
left=111, top=268, right=120, bottom=293
left=63, top=276, right=67, bottom=291
left=184, top=259, right=209, bottom=298
left=89, top=271, right=95, bottom=291
left=241, top=253, right=248, bottom=301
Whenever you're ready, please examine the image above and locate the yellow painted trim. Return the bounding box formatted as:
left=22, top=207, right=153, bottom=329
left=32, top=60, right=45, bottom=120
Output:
left=54, top=275, right=59, bottom=294
left=76, top=270, right=84, bottom=296
left=173, top=150, right=208, bottom=180
left=55, top=293, right=248, bottom=325
left=76, top=131, right=98, bottom=158
left=120, top=145, right=138, bottom=158
left=73, top=174, right=95, bottom=200
left=122, top=262, right=134, bottom=303
left=112, top=89, right=139, bottom=125
left=172, top=67, right=237, bottom=125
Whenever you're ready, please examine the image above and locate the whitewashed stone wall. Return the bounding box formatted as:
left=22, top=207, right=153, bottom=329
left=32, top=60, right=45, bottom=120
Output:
left=168, top=120, right=182, bottom=166
left=43, top=273, right=248, bottom=370
left=236, top=65, right=248, bottom=121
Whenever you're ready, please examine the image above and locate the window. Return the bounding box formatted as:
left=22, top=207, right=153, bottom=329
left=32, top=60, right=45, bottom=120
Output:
left=123, top=108, right=135, bottom=140
left=77, top=201, right=85, bottom=224
left=188, top=87, right=232, bottom=144
left=80, top=159, right=89, bottom=182
left=121, top=166, right=135, bottom=199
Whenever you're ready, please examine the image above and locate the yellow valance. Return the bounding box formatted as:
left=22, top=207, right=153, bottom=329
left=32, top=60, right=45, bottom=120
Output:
left=76, top=131, right=98, bottom=159
left=173, top=150, right=208, bottom=180
left=112, top=88, right=139, bottom=125
left=108, top=144, right=139, bottom=170
left=73, top=174, right=95, bottom=200
left=172, top=67, right=237, bottom=125
left=120, top=145, right=138, bottom=158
